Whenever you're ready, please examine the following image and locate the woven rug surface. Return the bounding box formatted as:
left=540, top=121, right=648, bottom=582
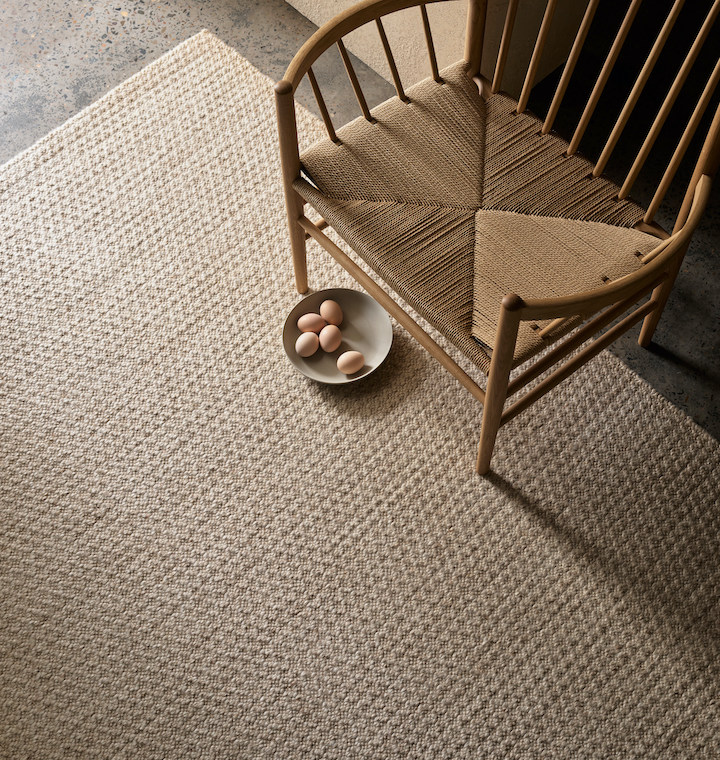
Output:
left=1, top=31, right=719, bottom=759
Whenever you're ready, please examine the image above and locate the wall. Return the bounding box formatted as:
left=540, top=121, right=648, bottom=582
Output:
left=286, top=0, right=587, bottom=98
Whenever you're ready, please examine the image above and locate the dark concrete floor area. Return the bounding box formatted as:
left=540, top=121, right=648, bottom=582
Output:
left=2, top=0, right=718, bottom=439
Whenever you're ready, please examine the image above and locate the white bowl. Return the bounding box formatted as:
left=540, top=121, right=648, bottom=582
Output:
left=283, top=288, right=393, bottom=384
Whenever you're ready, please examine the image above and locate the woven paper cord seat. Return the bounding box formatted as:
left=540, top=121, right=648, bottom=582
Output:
left=294, top=60, right=660, bottom=370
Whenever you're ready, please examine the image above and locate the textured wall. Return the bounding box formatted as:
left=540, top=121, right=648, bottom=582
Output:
left=286, top=0, right=586, bottom=98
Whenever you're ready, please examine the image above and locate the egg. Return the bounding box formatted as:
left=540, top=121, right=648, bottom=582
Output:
left=295, top=331, right=319, bottom=357
left=297, top=313, right=326, bottom=333
left=319, top=324, right=342, bottom=352
left=319, top=299, right=343, bottom=326
left=337, top=350, right=365, bottom=375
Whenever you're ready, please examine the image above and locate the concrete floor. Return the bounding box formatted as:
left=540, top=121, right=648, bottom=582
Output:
left=2, top=0, right=718, bottom=440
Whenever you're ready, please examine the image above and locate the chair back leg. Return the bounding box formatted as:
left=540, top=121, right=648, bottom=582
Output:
left=638, top=244, right=687, bottom=347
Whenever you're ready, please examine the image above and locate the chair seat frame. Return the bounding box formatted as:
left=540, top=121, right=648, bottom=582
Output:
left=275, top=0, right=720, bottom=473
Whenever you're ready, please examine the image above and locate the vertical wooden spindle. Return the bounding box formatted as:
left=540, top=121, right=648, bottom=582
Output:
left=567, top=0, right=643, bottom=156
left=337, top=39, right=375, bottom=122
left=644, top=57, right=720, bottom=223
left=543, top=0, right=600, bottom=134
left=492, top=0, right=519, bottom=94
left=376, top=18, right=408, bottom=102
left=307, top=67, right=339, bottom=143
left=619, top=0, right=720, bottom=198
left=465, top=0, right=488, bottom=78
left=594, top=0, right=686, bottom=176
left=420, top=4, right=443, bottom=83
left=517, top=0, right=559, bottom=114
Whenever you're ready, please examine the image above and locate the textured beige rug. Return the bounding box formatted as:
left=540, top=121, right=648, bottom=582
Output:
left=1, top=31, right=719, bottom=759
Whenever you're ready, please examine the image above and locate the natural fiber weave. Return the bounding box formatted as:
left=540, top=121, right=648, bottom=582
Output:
left=300, top=61, right=483, bottom=207
left=2, top=31, right=720, bottom=759
left=296, top=184, right=491, bottom=370
left=473, top=210, right=658, bottom=360
left=482, top=91, right=645, bottom=225
left=297, top=61, right=658, bottom=366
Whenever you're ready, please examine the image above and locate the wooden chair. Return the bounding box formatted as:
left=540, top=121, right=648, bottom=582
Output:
left=275, top=0, right=720, bottom=473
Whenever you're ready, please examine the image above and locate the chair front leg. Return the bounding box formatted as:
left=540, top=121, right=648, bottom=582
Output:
left=275, top=79, right=308, bottom=294
left=476, top=296, right=521, bottom=474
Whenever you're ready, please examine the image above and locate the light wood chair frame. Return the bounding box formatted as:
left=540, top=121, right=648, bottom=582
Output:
left=275, top=0, right=720, bottom=473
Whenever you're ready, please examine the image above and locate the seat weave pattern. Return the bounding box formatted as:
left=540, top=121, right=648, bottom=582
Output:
left=295, top=61, right=660, bottom=370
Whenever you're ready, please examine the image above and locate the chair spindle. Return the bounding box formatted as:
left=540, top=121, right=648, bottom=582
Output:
left=420, top=4, right=442, bottom=83
left=619, top=0, right=720, bottom=199
left=517, top=0, right=559, bottom=114
left=594, top=0, right=686, bottom=177
left=337, top=38, right=375, bottom=122
left=644, top=57, right=720, bottom=222
left=465, top=0, right=488, bottom=77
left=375, top=18, right=409, bottom=102
left=543, top=0, right=600, bottom=134
left=492, top=0, right=519, bottom=94
left=567, top=0, right=643, bottom=156
left=307, top=67, right=339, bottom=143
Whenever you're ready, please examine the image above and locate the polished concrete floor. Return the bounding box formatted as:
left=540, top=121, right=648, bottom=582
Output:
left=2, top=0, right=718, bottom=440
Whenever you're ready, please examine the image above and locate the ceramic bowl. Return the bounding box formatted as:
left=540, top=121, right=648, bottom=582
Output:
left=283, top=288, right=393, bottom=384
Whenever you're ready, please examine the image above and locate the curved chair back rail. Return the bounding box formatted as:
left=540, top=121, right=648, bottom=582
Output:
left=279, top=0, right=720, bottom=228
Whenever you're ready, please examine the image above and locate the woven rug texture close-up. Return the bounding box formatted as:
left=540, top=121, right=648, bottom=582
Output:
left=1, top=31, right=719, bottom=759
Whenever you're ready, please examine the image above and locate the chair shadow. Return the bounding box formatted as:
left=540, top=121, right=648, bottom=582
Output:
left=645, top=341, right=720, bottom=387
left=485, top=469, right=720, bottom=658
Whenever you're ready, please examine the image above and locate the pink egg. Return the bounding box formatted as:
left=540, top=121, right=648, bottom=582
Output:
left=297, top=313, right=326, bottom=333
left=295, top=332, right=319, bottom=358
left=337, top=350, right=365, bottom=375
left=319, top=324, right=342, bottom=352
left=319, top=299, right=343, bottom=326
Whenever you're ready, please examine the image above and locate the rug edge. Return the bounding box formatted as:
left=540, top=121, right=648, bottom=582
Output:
left=0, top=30, right=228, bottom=175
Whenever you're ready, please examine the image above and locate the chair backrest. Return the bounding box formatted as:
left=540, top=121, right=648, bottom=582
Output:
left=281, top=0, right=719, bottom=232
left=469, top=0, right=720, bottom=235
